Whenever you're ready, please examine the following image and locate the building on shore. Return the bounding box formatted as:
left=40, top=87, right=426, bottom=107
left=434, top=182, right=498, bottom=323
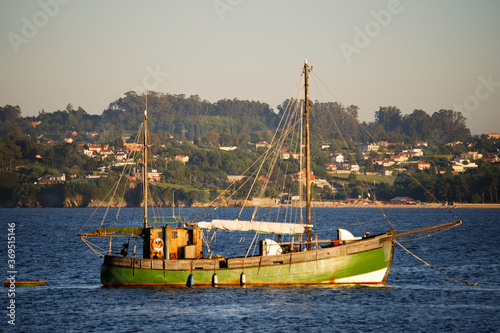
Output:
left=390, top=196, right=416, bottom=205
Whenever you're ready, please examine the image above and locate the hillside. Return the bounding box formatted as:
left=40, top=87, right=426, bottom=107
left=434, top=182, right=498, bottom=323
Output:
left=0, top=92, right=498, bottom=208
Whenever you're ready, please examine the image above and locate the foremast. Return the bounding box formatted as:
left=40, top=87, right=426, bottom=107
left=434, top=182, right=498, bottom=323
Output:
left=304, top=60, right=312, bottom=250
left=143, top=107, right=149, bottom=228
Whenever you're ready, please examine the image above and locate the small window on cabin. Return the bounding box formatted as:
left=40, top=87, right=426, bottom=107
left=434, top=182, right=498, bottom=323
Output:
left=172, top=231, right=178, bottom=239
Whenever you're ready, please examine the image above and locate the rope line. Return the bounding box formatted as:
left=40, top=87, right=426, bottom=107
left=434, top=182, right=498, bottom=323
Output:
left=395, top=240, right=477, bottom=286
left=396, top=225, right=458, bottom=242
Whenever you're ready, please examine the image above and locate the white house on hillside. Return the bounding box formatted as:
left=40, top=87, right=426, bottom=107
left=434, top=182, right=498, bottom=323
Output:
left=279, top=150, right=290, bottom=160
left=350, top=164, right=360, bottom=172
left=321, top=141, right=331, bottom=150
left=380, top=169, right=393, bottom=176
left=360, top=143, right=379, bottom=152
left=460, top=152, right=483, bottom=160
left=331, top=153, right=344, bottom=163
left=322, top=163, right=337, bottom=171
left=402, top=148, right=423, bottom=157
left=220, top=146, right=238, bottom=151
left=174, top=155, right=189, bottom=163
left=256, top=141, right=270, bottom=149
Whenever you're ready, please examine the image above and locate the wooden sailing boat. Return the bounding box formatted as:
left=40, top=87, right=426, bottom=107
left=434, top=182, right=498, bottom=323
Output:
left=79, top=61, right=460, bottom=286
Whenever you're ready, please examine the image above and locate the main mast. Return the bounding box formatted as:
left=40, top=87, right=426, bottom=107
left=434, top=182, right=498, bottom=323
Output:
left=143, top=105, right=149, bottom=228
left=304, top=60, right=312, bottom=250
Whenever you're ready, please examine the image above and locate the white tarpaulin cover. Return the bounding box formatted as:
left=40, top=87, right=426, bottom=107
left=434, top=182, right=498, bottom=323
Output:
left=196, top=219, right=311, bottom=234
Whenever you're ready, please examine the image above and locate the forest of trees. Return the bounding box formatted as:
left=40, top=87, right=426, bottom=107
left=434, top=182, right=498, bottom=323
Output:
left=2, top=92, right=471, bottom=146
left=0, top=91, right=498, bottom=207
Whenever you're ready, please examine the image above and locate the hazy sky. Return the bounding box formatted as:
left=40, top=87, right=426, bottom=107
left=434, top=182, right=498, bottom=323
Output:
left=1, top=0, right=499, bottom=135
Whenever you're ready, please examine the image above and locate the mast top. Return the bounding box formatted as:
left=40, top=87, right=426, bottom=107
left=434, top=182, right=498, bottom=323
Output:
left=303, top=59, right=312, bottom=249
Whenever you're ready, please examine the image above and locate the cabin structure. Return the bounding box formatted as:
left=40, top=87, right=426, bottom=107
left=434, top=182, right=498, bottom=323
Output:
left=143, top=226, right=204, bottom=260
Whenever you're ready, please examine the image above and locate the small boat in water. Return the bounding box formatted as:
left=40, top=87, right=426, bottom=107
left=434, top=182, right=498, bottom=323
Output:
left=79, top=60, right=462, bottom=287
left=3, top=280, right=46, bottom=287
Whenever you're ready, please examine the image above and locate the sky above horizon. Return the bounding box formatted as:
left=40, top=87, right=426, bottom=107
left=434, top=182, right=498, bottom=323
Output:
left=1, top=0, right=499, bottom=135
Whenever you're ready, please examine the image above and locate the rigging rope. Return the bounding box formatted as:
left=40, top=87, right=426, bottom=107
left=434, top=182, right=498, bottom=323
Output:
left=310, top=73, right=396, bottom=231
left=309, top=70, right=463, bottom=228
left=396, top=224, right=459, bottom=242
left=395, top=240, right=477, bottom=286
left=311, top=72, right=379, bottom=144
left=189, top=72, right=306, bottom=224
left=401, top=171, right=461, bottom=220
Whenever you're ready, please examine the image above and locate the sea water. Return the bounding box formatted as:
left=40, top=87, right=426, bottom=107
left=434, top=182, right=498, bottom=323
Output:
left=1, top=208, right=499, bottom=332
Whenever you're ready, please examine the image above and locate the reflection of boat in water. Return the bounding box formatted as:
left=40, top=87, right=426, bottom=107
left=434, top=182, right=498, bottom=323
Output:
left=79, top=61, right=461, bottom=287
left=3, top=280, right=46, bottom=287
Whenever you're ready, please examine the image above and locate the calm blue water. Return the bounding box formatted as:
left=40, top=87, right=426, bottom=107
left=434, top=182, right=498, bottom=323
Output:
left=1, top=208, right=499, bottom=332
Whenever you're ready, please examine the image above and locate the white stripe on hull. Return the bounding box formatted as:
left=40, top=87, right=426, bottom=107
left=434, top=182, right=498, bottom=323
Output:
left=334, top=267, right=388, bottom=284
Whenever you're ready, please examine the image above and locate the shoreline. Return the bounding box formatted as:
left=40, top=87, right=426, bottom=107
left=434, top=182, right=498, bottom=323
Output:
left=2, top=202, right=500, bottom=209
left=191, top=202, right=500, bottom=209
left=236, top=202, right=500, bottom=209
left=308, top=203, right=500, bottom=209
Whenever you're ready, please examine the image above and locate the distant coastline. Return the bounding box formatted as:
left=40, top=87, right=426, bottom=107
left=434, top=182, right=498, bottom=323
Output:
left=192, top=201, right=500, bottom=209
left=309, top=202, right=500, bottom=209
left=2, top=200, right=499, bottom=209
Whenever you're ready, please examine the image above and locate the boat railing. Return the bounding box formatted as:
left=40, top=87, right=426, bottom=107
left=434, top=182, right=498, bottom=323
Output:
left=148, top=215, right=186, bottom=227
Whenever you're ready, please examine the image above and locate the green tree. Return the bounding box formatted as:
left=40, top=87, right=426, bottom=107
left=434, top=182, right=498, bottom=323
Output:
left=202, top=131, right=220, bottom=148
left=452, top=176, right=469, bottom=203
left=320, top=185, right=334, bottom=200
left=13, top=183, right=40, bottom=207
left=0, top=170, right=19, bottom=200
left=0, top=105, right=22, bottom=136
left=164, top=161, right=187, bottom=184
left=375, top=106, right=402, bottom=134
left=112, top=137, right=125, bottom=150
left=0, top=135, right=22, bottom=171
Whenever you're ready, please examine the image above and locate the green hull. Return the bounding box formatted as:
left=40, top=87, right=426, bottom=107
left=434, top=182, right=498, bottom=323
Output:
left=101, top=230, right=395, bottom=286
left=3, top=280, right=46, bottom=287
